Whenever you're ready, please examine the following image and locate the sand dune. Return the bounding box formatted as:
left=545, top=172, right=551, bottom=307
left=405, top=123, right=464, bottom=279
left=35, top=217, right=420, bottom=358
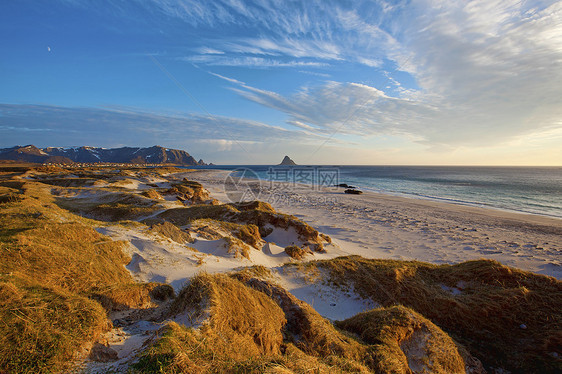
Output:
left=188, top=169, right=562, bottom=279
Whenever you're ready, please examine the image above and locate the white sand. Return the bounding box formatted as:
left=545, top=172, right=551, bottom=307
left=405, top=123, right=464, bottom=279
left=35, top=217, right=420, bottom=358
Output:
left=185, top=169, right=562, bottom=279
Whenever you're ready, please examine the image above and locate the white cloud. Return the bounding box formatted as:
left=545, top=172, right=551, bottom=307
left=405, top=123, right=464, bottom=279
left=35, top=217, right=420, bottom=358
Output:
left=198, top=47, right=224, bottom=55
left=183, top=55, right=327, bottom=68
left=221, top=37, right=343, bottom=60
left=233, top=81, right=435, bottom=138
left=208, top=72, right=245, bottom=85
left=357, top=57, right=382, bottom=67
left=216, top=0, right=562, bottom=148
left=198, top=138, right=259, bottom=151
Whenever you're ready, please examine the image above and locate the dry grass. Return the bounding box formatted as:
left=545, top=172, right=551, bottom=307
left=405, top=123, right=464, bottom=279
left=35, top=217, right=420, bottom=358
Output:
left=135, top=273, right=374, bottom=374
left=0, top=185, right=23, bottom=204
left=235, top=275, right=366, bottom=361
left=142, top=188, right=165, bottom=200
left=149, top=221, right=193, bottom=243
left=0, top=171, right=169, bottom=373
left=91, top=282, right=174, bottom=311
left=0, top=280, right=108, bottom=373
left=315, top=255, right=562, bottom=373
left=166, top=178, right=212, bottom=204
left=157, top=201, right=328, bottom=251
left=284, top=245, right=306, bottom=260
left=336, top=305, right=465, bottom=374
left=187, top=218, right=263, bottom=249
left=231, top=200, right=276, bottom=212
left=131, top=322, right=374, bottom=374
left=133, top=270, right=477, bottom=374
left=169, top=274, right=286, bottom=358
left=232, top=265, right=275, bottom=280
left=34, top=177, right=98, bottom=187
left=223, top=236, right=252, bottom=260
left=56, top=191, right=159, bottom=222
left=233, top=223, right=262, bottom=248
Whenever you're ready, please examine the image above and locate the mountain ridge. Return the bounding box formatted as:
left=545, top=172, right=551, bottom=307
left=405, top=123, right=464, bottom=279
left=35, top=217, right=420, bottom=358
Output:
left=0, top=145, right=205, bottom=165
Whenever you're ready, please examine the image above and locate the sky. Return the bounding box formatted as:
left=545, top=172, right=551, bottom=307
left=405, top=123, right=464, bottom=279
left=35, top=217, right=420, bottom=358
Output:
left=0, top=0, right=561, bottom=165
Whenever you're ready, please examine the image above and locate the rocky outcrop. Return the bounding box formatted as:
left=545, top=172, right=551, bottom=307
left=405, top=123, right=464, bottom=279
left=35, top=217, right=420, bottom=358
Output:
left=279, top=155, right=296, bottom=165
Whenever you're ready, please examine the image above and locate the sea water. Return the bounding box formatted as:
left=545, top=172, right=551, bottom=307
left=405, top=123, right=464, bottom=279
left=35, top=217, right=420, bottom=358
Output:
left=193, top=165, right=562, bottom=219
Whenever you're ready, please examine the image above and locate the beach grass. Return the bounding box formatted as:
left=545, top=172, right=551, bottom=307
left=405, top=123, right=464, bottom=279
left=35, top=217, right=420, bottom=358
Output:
left=0, top=173, right=165, bottom=373
left=315, top=255, right=562, bottom=373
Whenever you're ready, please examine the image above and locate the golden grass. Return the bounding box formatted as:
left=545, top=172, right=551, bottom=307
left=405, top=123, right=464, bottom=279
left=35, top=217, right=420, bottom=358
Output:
left=187, top=218, right=263, bottom=249
left=233, top=265, right=274, bottom=280
left=233, top=223, right=262, bottom=248
left=142, top=188, right=164, bottom=200
left=336, top=305, right=465, bottom=374
left=231, top=200, right=276, bottom=212
left=56, top=191, right=159, bottom=222
left=284, top=245, right=306, bottom=260
left=149, top=221, right=193, bottom=243
left=223, top=236, right=252, bottom=260
left=167, top=178, right=212, bottom=204
left=91, top=282, right=174, bottom=311
left=133, top=268, right=479, bottom=374
left=170, top=273, right=287, bottom=358
left=135, top=273, right=373, bottom=374
left=0, top=280, right=108, bottom=373
left=131, top=322, right=374, bottom=374
left=0, top=172, right=168, bottom=372
left=157, top=200, right=328, bottom=251
left=234, top=275, right=365, bottom=361
left=315, top=256, right=562, bottom=373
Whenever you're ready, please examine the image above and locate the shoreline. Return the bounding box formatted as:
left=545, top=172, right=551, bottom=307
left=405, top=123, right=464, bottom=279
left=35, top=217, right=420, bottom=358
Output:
left=188, top=166, right=562, bottom=220
left=185, top=169, right=562, bottom=279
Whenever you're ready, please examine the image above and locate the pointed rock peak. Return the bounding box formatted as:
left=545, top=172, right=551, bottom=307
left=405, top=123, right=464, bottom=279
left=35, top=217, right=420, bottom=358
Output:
left=279, top=155, right=297, bottom=165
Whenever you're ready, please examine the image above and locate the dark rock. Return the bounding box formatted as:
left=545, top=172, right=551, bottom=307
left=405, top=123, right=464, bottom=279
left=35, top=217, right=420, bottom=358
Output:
left=150, top=284, right=176, bottom=302
left=344, top=189, right=363, bottom=195
left=89, top=343, right=118, bottom=362
left=279, top=155, right=297, bottom=166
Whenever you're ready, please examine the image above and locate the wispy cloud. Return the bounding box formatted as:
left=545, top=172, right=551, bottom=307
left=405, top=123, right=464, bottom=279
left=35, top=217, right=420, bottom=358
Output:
left=207, top=0, right=562, bottom=148
left=198, top=47, right=225, bottom=55
left=219, top=37, right=343, bottom=60
left=232, top=81, right=435, bottom=139
left=183, top=55, right=327, bottom=68
left=208, top=72, right=245, bottom=85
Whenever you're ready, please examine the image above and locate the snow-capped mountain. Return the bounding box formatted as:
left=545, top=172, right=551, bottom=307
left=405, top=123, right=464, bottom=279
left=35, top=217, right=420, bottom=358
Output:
left=0, top=145, right=205, bottom=165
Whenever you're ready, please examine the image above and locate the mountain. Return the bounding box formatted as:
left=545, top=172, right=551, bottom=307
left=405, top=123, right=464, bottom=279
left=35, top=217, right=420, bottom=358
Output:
left=0, top=145, right=205, bottom=165
left=279, top=155, right=297, bottom=166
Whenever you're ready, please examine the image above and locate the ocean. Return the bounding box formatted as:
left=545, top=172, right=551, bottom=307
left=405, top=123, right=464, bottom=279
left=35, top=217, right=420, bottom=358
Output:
left=192, top=165, right=562, bottom=219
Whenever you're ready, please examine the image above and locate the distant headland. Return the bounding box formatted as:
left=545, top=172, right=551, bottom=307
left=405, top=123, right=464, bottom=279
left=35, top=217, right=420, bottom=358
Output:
left=279, top=155, right=297, bottom=165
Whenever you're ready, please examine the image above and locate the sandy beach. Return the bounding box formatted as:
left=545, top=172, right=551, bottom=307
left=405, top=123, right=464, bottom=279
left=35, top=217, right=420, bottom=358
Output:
left=186, top=169, right=562, bottom=279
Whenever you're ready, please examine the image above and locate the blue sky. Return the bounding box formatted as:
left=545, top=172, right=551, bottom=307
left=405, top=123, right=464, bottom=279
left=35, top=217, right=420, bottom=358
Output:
left=1, top=0, right=561, bottom=165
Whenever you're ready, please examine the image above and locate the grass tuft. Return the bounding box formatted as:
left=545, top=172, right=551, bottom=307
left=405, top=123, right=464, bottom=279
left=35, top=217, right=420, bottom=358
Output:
left=316, top=255, right=562, bottom=373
